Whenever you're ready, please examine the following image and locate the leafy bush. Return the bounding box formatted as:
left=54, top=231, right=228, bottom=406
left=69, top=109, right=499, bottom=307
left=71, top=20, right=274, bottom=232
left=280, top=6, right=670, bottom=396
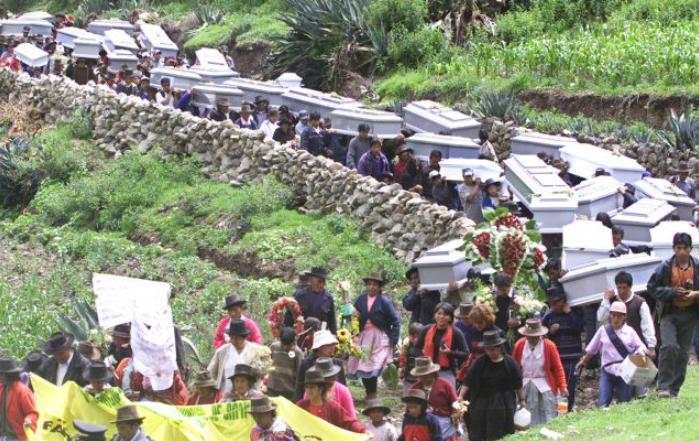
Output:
left=469, top=90, right=520, bottom=120
left=660, top=109, right=699, bottom=152
left=611, top=0, right=699, bottom=22
left=365, top=0, right=427, bottom=34
left=0, top=138, right=42, bottom=209
left=386, top=26, right=448, bottom=70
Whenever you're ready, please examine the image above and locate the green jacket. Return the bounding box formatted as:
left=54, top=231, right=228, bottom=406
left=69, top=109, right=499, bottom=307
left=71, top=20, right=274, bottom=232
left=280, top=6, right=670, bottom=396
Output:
left=647, top=255, right=699, bottom=317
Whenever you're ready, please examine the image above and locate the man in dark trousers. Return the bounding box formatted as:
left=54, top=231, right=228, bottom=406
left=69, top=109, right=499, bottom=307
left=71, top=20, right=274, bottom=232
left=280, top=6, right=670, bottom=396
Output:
left=648, top=232, right=699, bottom=398
left=290, top=268, right=337, bottom=334
left=402, top=267, right=439, bottom=326
left=40, top=331, right=90, bottom=387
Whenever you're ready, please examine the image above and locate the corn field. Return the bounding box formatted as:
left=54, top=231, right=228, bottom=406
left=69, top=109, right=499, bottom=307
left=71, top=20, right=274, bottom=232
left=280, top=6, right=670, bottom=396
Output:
left=461, top=21, right=699, bottom=89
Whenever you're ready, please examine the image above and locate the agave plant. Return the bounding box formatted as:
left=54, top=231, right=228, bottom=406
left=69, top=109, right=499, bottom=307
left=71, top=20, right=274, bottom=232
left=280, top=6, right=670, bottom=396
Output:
left=661, top=109, right=699, bottom=153
left=54, top=300, right=101, bottom=342
left=469, top=90, right=520, bottom=120
left=196, top=5, right=224, bottom=26
left=0, top=137, right=42, bottom=209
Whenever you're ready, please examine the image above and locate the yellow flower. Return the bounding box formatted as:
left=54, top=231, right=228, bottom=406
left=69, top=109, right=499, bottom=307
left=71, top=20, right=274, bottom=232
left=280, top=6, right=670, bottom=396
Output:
left=337, top=328, right=351, bottom=343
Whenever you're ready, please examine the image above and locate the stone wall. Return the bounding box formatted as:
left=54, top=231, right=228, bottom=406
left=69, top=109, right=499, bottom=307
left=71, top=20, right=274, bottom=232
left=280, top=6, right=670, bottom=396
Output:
left=0, top=71, right=474, bottom=261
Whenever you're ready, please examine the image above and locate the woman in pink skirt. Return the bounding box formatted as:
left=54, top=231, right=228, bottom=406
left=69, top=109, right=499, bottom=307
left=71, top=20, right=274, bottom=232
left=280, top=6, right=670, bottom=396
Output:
left=348, top=271, right=401, bottom=400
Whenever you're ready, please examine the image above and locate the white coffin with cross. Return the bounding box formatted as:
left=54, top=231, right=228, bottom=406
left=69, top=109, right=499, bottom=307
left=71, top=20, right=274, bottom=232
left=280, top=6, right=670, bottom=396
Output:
left=511, top=131, right=578, bottom=159
left=138, top=24, right=178, bottom=59
left=107, top=50, right=139, bottom=73
left=560, top=254, right=662, bottom=306
left=276, top=72, right=303, bottom=89
left=611, top=198, right=677, bottom=246
left=414, top=243, right=472, bottom=291
left=74, top=37, right=103, bottom=60
left=18, top=11, right=53, bottom=22
left=191, top=83, right=245, bottom=110
left=649, top=221, right=699, bottom=260
left=1, top=19, right=53, bottom=37
left=403, top=100, right=481, bottom=138
left=150, top=67, right=203, bottom=90
left=573, top=175, right=623, bottom=218
left=187, top=67, right=240, bottom=85
left=633, top=178, right=696, bottom=221
left=560, top=144, right=645, bottom=184
left=561, top=221, right=613, bottom=269
left=224, top=78, right=287, bottom=107
left=282, top=87, right=361, bottom=117
left=407, top=133, right=481, bottom=160
left=439, top=158, right=502, bottom=184
left=103, top=29, right=139, bottom=55
left=329, top=108, right=403, bottom=138
left=14, top=43, right=48, bottom=67
left=88, top=19, right=135, bottom=36
left=504, top=154, right=578, bottom=233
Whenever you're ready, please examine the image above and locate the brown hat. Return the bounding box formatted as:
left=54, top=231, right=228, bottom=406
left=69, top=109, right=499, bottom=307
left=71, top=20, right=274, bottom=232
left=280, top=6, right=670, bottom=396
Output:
left=44, top=332, right=75, bottom=356
left=109, top=405, right=145, bottom=424
left=110, top=324, right=131, bottom=339
left=240, top=104, right=253, bottom=113
left=401, top=389, right=428, bottom=404
left=455, top=301, right=474, bottom=319
left=362, top=398, right=391, bottom=416
left=409, top=356, right=440, bottom=377
left=78, top=341, right=101, bottom=361
left=191, top=370, right=217, bottom=389
left=246, top=396, right=276, bottom=414
left=675, top=162, right=691, bottom=173
left=228, top=363, right=255, bottom=381
left=518, top=318, right=549, bottom=337
left=223, top=294, right=247, bottom=310
left=362, top=270, right=385, bottom=286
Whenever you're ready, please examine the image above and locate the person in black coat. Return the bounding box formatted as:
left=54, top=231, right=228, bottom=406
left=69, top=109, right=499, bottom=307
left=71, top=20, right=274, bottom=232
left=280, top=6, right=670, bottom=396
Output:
left=300, top=112, right=324, bottom=156
left=288, top=267, right=337, bottom=334
left=208, top=98, right=237, bottom=122
left=273, top=118, right=296, bottom=146
left=402, top=267, right=440, bottom=326
left=40, top=332, right=90, bottom=387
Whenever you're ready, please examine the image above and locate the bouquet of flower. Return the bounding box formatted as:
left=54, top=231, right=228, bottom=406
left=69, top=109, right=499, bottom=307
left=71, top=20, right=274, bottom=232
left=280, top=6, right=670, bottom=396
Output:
left=334, top=329, right=366, bottom=360
left=267, top=297, right=304, bottom=339
left=472, top=281, right=498, bottom=313
left=87, top=328, right=112, bottom=358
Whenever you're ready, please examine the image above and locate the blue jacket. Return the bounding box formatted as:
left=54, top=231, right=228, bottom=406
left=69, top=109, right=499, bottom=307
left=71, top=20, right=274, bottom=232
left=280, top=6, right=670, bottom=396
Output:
left=354, top=293, right=401, bottom=345
left=402, top=287, right=440, bottom=326
left=289, top=287, right=337, bottom=334
left=301, top=127, right=324, bottom=156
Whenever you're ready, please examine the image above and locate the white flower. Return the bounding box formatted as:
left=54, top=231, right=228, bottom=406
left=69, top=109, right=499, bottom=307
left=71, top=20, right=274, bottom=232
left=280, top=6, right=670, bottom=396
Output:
left=288, top=351, right=296, bottom=359
left=338, top=281, right=351, bottom=292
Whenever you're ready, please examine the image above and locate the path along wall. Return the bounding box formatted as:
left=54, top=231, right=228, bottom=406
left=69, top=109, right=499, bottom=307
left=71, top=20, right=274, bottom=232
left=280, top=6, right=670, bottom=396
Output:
left=0, top=71, right=475, bottom=261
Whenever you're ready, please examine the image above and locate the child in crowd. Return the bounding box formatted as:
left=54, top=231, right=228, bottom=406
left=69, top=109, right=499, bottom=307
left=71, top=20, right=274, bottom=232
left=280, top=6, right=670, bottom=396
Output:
left=398, top=323, right=424, bottom=393
left=187, top=370, right=221, bottom=405
left=362, top=399, right=398, bottom=441
left=454, top=301, right=474, bottom=352
left=267, top=327, right=304, bottom=401
left=410, top=357, right=461, bottom=441
left=398, top=389, right=442, bottom=441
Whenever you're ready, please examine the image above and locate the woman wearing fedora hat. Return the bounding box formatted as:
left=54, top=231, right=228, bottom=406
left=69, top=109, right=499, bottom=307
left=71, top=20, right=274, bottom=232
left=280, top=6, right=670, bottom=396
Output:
left=212, top=295, right=263, bottom=349
left=221, top=364, right=264, bottom=402
left=347, top=271, right=401, bottom=400
left=459, top=331, right=524, bottom=441
left=296, top=370, right=366, bottom=433
left=248, top=396, right=300, bottom=441
left=410, top=357, right=462, bottom=441
left=512, top=319, right=567, bottom=426
left=0, top=357, right=38, bottom=441
left=82, top=362, right=114, bottom=397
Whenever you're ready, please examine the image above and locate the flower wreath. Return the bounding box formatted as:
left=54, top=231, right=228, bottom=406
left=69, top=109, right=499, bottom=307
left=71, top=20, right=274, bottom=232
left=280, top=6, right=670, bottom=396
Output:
left=267, top=297, right=304, bottom=339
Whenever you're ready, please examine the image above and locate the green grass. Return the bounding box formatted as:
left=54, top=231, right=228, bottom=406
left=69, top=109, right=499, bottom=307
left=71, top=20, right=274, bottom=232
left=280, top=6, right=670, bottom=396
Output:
left=505, top=367, right=699, bottom=440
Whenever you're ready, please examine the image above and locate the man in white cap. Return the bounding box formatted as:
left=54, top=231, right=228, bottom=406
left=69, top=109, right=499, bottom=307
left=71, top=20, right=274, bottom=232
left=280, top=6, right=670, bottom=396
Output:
left=457, top=167, right=483, bottom=223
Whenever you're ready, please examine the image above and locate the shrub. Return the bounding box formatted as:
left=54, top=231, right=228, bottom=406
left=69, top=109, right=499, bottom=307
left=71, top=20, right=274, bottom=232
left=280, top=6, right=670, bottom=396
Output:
left=386, top=27, right=448, bottom=70
left=611, top=0, right=699, bottom=22
left=365, top=0, right=427, bottom=34
left=0, top=138, right=42, bottom=210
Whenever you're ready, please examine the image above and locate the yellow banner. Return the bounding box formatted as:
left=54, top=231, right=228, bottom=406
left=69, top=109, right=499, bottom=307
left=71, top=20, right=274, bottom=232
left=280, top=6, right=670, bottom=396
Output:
left=28, top=376, right=370, bottom=441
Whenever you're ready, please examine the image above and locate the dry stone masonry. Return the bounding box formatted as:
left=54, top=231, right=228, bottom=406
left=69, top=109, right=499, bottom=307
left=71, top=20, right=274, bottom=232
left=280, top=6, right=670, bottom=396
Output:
left=0, top=71, right=475, bottom=261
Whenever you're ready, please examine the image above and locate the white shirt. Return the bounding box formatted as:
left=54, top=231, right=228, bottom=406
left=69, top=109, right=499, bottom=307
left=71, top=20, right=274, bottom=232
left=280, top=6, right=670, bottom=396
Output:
left=521, top=339, right=551, bottom=393
left=261, top=119, right=278, bottom=139
left=156, top=91, right=175, bottom=108
left=222, top=344, right=250, bottom=393
left=597, top=293, right=657, bottom=348
left=56, top=351, right=74, bottom=385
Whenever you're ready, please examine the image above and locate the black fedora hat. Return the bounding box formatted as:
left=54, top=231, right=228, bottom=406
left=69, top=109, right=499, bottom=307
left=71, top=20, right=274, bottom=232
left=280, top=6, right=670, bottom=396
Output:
left=480, top=330, right=507, bottom=348
left=110, top=323, right=131, bottom=339
left=545, top=287, right=565, bottom=303
left=83, top=362, right=113, bottom=383
left=307, top=267, right=329, bottom=279
left=45, top=331, right=75, bottom=356
left=482, top=178, right=501, bottom=191
left=362, top=398, right=391, bottom=416
left=222, top=294, right=247, bottom=310
left=314, top=357, right=341, bottom=378
left=0, top=357, right=22, bottom=374
left=21, top=350, right=47, bottom=372
left=226, top=319, right=251, bottom=336
left=303, top=369, right=327, bottom=386
left=228, top=363, right=255, bottom=381
left=401, top=389, right=427, bottom=404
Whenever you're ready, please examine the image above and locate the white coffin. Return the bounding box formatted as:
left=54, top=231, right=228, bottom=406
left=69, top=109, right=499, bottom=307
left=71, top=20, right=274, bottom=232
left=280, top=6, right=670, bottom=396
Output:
left=150, top=67, right=203, bottom=90
left=439, top=158, right=502, bottom=184
left=103, top=29, right=139, bottom=54
left=107, top=50, right=139, bottom=73
left=560, top=254, right=663, bottom=306
left=650, top=221, right=699, bottom=260
left=74, top=37, right=103, bottom=60
left=573, top=175, right=623, bottom=218
left=18, top=12, right=53, bottom=22
left=276, top=72, right=303, bottom=89
left=195, top=48, right=229, bottom=71
left=191, top=83, right=245, bottom=110
left=14, top=43, right=48, bottom=67
left=1, top=19, right=52, bottom=37
left=633, top=178, right=696, bottom=221
left=414, top=248, right=472, bottom=291
left=561, top=221, right=614, bottom=269
left=504, top=155, right=578, bottom=233
left=138, top=24, right=179, bottom=59
left=329, top=108, right=403, bottom=138
left=282, top=87, right=361, bottom=116
left=560, top=144, right=645, bottom=184
left=88, top=19, right=135, bottom=36
left=404, top=100, right=481, bottom=138
left=511, top=131, right=578, bottom=159
left=56, top=27, right=87, bottom=49
left=187, top=67, right=240, bottom=85
left=611, top=198, right=677, bottom=246
left=224, top=78, right=287, bottom=107
left=407, top=133, right=481, bottom=160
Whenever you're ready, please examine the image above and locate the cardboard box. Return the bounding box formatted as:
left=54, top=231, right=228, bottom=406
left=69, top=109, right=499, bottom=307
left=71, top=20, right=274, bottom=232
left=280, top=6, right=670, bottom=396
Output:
left=620, top=354, right=658, bottom=387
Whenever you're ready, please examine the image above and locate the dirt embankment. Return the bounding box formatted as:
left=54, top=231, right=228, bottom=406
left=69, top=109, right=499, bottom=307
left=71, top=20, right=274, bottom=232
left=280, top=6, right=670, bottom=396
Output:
left=519, top=90, right=699, bottom=128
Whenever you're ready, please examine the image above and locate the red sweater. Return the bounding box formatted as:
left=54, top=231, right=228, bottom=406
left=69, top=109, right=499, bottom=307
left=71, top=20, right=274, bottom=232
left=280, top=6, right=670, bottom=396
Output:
left=132, top=370, right=188, bottom=405
left=186, top=391, right=222, bottom=405
left=296, top=399, right=365, bottom=433
left=1, top=381, right=39, bottom=440
left=513, top=338, right=567, bottom=395
left=212, top=316, right=263, bottom=348
left=411, top=377, right=457, bottom=416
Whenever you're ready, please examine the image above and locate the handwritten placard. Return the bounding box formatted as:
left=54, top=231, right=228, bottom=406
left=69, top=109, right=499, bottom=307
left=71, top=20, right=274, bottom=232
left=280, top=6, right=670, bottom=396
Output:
left=131, top=306, right=177, bottom=391
left=92, top=273, right=171, bottom=328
